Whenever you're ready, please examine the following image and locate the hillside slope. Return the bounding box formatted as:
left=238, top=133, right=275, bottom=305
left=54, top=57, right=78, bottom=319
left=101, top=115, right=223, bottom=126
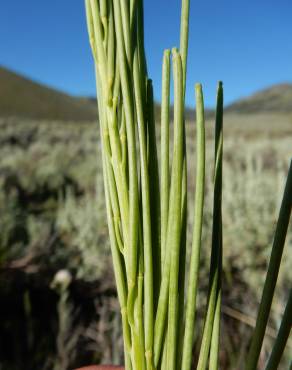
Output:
left=0, top=66, right=97, bottom=121
left=1, top=66, right=292, bottom=120
left=227, top=83, right=292, bottom=114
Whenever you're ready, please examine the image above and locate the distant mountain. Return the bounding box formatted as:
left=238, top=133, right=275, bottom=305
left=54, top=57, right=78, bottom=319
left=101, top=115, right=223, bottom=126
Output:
left=0, top=66, right=97, bottom=121
left=226, top=83, right=292, bottom=114
left=1, top=66, right=291, bottom=120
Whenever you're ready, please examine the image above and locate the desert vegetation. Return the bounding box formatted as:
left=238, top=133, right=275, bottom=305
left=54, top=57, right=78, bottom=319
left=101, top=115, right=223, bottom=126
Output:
left=0, top=111, right=291, bottom=369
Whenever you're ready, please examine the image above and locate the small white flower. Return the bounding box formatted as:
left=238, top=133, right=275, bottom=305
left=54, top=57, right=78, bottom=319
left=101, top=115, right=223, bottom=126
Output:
left=51, top=269, right=72, bottom=290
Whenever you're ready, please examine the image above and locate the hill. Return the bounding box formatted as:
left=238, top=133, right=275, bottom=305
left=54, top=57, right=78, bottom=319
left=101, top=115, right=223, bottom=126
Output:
left=1, top=66, right=292, bottom=120
left=226, top=83, right=292, bottom=114
left=0, top=66, right=97, bottom=121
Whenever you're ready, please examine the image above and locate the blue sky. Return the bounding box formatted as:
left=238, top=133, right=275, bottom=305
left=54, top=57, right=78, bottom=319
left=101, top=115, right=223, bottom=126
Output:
left=1, top=0, right=292, bottom=108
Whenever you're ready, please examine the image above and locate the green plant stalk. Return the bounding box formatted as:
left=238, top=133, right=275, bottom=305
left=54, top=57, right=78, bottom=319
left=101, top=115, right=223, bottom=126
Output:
left=161, top=327, right=168, bottom=370
left=120, top=110, right=128, bottom=178
left=196, top=270, right=219, bottom=370
left=181, top=83, right=206, bottom=370
left=154, top=183, right=172, bottom=359
left=265, top=289, right=292, bottom=370
left=154, top=244, right=171, bottom=366
left=154, top=276, right=170, bottom=366
left=160, top=49, right=171, bottom=272
left=137, top=253, right=146, bottom=370
left=101, top=115, right=132, bottom=368
left=105, top=168, right=132, bottom=369
left=86, top=1, right=131, bottom=257
left=106, top=2, right=115, bottom=89
left=86, top=2, right=139, bottom=368
left=209, top=81, right=224, bottom=370
left=147, top=78, right=161, bottom=311
left=119, top=0, right=132, bottom=64
left=88, top=0, right=108, bottom=95
left=136, top=0, right=147, bottom=77
left=133, top=47, right=154, bottom=370
left=179, top=0, right=190, bottom=95
left=177, top=0, right=190, bottom=363
left=112, top=0, right=139, bottom=295
left=245, top=160, right=292, bottom=370
left=167, top=49, right=185, bottom=370
left=177, top=189, right=187, bottom=368
left=209, top=270, right=222, bottom=370
left=130, top=249, right=146, bottom=370
left=95, top=60, right=132, bottom=367
left=89, top=8, right=127, bottom=309
left=133, top=11, right=155, bottom=357
left=153, top=56, right=176, bottom=362
left=197, top=81, right=223, bottom=370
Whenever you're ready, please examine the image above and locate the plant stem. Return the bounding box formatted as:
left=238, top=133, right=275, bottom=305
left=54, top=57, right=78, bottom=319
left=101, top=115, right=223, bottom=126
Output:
left=89, top=2, right=128, bottom=330
left=179, top=0, right=190, bottom=96
left=245, top=160, right=292, bottom=370
left=178, top=1, right=190, bottom=359
left=133, top=46, right=154, bottom=370
left=209, top=281, right=222, bottom=370
left=160, top=49, right=171, bottom=274
left=265, top=289, right=292, bottom=370
left=147, top=78, right=161, bottom=311
left=181, top=83, right=206, bottom=370
left=209, top=81, right=224, bottom=370
left=177, top=0, right=190, bottom=361
left=197, top=81, right=223, bottom=370
left=167, top=49, right=185, bottom=370
left=112, top=0, right=140, bottom=331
